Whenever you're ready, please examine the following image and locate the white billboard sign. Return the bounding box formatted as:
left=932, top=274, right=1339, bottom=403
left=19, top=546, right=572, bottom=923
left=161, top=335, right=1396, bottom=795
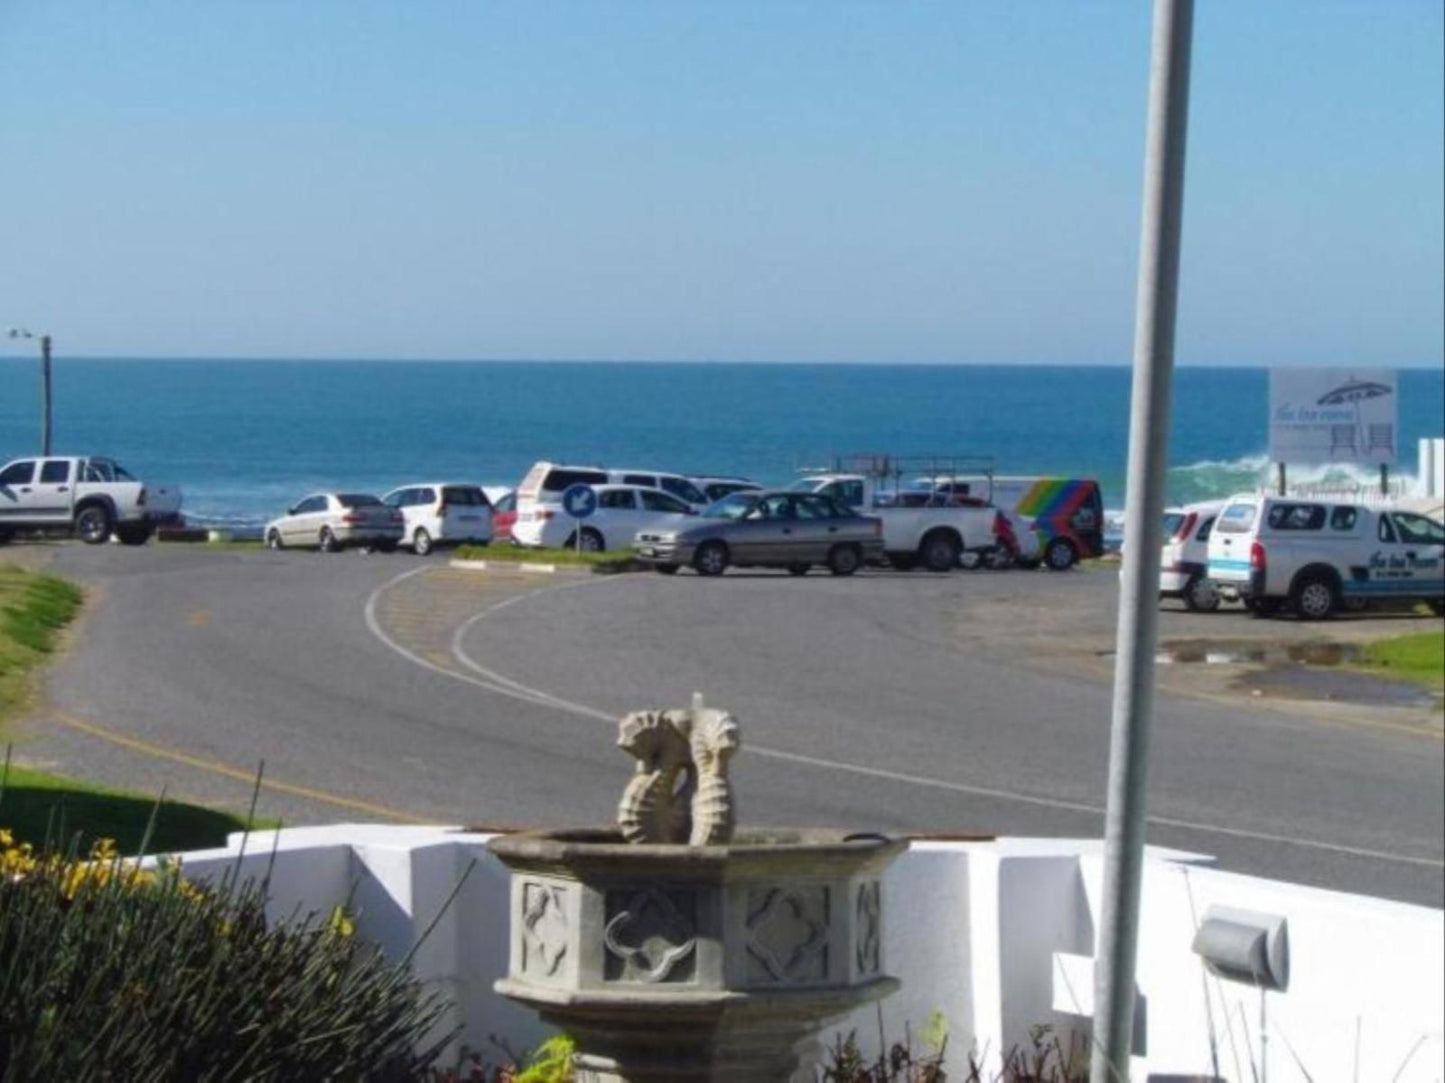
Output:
left=1269, top=368, right=1397, bottom=465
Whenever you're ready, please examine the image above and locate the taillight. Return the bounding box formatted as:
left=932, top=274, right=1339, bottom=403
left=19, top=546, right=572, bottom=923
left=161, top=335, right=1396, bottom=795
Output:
left=437, top=503, right=448, bottom=518
left=538, top=509, right=555, bottom=521
left=341, top=512, right=364, bottom=525
left=1250, top=541, right=1266, bottom=571
left=1176, top=512, right=1196, bottom=541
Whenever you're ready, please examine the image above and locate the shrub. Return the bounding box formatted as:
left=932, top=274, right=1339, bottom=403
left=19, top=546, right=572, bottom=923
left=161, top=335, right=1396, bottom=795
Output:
left=0, top=830, right=453, bottom=1081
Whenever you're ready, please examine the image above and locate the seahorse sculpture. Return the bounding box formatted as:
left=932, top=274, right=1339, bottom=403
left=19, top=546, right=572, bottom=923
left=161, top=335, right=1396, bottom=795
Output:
left=616, top=709, right=694, bottom=844
left=616, top=697, right=740, bottom=846
left=688, top=708, right=739, bottom=845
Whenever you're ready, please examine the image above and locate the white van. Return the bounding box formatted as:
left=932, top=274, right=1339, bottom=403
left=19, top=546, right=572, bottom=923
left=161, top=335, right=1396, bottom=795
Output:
left=515, top=461, right=611, bottom=532
left=1206, top=495, right=1445, bottom=619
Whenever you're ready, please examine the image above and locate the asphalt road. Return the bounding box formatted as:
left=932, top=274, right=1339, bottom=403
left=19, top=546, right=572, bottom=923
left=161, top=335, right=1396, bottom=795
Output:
left=14, top=543, right=1444, bottom=906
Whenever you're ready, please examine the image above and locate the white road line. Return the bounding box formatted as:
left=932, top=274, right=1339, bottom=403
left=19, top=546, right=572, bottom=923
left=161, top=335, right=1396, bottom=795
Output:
left=365, top=567, right=1445, bottom=871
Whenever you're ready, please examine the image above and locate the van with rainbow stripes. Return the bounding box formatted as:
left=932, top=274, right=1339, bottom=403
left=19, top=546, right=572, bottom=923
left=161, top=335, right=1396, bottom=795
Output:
left=925, top=475, right=1105, bottom=570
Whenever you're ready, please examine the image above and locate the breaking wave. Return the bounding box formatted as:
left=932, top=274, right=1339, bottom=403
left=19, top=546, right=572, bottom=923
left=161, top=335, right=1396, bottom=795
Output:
left=1167, top=453, right=1416, bottom=505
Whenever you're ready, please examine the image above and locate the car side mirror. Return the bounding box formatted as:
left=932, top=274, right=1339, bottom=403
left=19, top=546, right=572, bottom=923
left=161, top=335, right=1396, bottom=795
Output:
left=287, top=507, right=297, bottom=516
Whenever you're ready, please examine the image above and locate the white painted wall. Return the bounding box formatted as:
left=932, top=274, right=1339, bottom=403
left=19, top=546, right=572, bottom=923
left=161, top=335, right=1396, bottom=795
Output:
left=160, top=827, right=1444, bottom=1081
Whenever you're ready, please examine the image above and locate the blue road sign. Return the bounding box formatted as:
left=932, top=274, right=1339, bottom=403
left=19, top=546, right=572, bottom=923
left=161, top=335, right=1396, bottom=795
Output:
left=562, top=483, right=598, bottom=519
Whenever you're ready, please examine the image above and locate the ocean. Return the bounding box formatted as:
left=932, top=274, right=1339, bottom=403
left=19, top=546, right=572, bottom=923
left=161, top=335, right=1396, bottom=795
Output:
left=1, top=359, right=1441, bottom=531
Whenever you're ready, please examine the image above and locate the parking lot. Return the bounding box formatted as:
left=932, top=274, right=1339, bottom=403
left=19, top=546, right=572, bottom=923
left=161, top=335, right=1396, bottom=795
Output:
left=12, top=542, right=1445, bottom=905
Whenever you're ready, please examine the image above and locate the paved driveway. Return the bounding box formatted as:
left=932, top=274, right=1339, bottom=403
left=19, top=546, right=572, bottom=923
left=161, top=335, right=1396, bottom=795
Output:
left=14, top=544, right=1443, bottom=906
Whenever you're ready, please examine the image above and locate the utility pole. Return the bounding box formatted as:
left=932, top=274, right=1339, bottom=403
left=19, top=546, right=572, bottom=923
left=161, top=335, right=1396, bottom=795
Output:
left=1091, top=1, right=1195, bottom=1081
left=7, top=328, right=53, bottom=455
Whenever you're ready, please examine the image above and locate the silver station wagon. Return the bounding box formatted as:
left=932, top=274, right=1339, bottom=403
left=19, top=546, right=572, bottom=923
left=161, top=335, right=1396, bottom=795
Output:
left=633, top=490, right=883, bottom=577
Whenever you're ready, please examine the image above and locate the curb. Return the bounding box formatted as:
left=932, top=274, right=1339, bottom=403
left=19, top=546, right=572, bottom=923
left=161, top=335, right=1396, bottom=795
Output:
left=449, top=559, right=557, bottom=575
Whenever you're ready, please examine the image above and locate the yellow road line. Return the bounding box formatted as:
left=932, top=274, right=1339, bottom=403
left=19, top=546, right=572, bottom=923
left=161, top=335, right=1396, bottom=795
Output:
left=51, top=710, right=433, bottom=824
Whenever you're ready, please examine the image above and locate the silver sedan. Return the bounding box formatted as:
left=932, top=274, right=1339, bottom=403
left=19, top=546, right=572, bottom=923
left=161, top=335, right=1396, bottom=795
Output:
left=265, top=492, right=405, bottom=552
left=633, top=490, right=883, bottom=577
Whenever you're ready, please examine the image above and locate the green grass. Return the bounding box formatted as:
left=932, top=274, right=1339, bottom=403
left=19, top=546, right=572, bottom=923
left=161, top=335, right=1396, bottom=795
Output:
left=455, top=543, right=642, bottom=572
left=1356, top=631, right=1445, bottom=694
left=0, top=564, right=84, bottom=729
left=0, top=763, right=265, bottom=855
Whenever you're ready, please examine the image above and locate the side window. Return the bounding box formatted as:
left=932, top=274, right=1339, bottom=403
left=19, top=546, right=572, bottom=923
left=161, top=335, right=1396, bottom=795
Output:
left=622, top=474, right=655, bottom=488
left=1267, top=503, right=1325, bottom=531
left=383, top=491, right=405, bottom=508
left=0, top=461, right=36, bottom=486
left=1378, top=515, right=1397, bottom=543
left=599, top=489, right=636, bottom=510
left=1195, top=516, right=1216, bottom=542
left=1393, top=513, right=1444, bottom=546
left=418, top=488, right=437, bottom=506
left=640, top=490, right=687, bottom=513
left=660, top=477, right=706, bottom=505
left=794, top=495, right=831, bottom=520
left=495, top=492, right=516, bottom=513
left=304, top=496, right=328, bottom=514
left=39, top=460, right=72, bottom=484
left=1329, top=506, right=1358, bottom=532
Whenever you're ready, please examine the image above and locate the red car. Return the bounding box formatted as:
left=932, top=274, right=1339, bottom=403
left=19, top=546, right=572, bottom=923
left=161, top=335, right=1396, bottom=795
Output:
left=491, top=491, right=518, bottom=543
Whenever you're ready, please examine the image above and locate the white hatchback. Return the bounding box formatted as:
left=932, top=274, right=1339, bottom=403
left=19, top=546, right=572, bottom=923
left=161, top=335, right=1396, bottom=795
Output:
left=381, top=482, right=493, bottom=555
left=511, top=484, right=695, bottom=552
left=1158, top=500, right=1229, bottom=610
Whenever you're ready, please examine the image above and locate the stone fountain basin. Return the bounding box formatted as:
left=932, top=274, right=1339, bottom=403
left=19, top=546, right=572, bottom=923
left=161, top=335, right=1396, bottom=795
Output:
left=489, top=827, right=905, bottom=1012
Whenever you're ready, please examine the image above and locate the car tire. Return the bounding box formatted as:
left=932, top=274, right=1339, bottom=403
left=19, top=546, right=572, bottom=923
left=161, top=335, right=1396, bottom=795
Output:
left=413, top=527, right=433, bottom=556
left=1291, top=575, right=1337, bottom=621
left=1183, top=575, right=1221, bottom=613
left=827, top=545, right=861, bottom=577
left=787, top=564, right=810, bottom=577
left=266, top=529, right=284, bottom=550
left=919, top=531, right=960, bottom=573
left=693, top=541, right=729, bottom=577
left=655, top=564, right=679, bottom=575
left=319, top=527, right=341, bottom=553
left=1044, top=537, right=1078, bottom=571
left=74, top=503, right=114, bottom=545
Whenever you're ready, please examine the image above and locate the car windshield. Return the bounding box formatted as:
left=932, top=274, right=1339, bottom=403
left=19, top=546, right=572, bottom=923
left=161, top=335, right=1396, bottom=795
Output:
left=704, top=492, right=760, bottom=520
left=337, top=493, right=382, bottom=507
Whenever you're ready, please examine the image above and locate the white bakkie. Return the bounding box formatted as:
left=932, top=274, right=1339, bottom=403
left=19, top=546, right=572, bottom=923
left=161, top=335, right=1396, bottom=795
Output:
left=789, top=473, right=997, bottom=571
left=0, top=455, right=183, bottom=545
left=1206, top=495, right=1444, bottom=619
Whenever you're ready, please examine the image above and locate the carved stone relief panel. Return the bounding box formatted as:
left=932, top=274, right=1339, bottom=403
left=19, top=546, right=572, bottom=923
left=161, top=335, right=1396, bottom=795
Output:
left=520, top=880, right=570, bottom=980
left=745, top=885, right=830, bottom=984
left=603, top=886, right=698, bottom=983
left=855, top=880, right=881, bottom=976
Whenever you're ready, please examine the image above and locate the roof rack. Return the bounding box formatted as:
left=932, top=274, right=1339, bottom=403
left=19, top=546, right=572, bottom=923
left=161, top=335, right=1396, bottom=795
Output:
left=798, top=453, right=997, bottom=497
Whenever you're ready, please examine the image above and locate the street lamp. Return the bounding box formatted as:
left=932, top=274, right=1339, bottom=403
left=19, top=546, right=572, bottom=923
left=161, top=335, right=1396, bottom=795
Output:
left=7, top=328, right=53, bottom=456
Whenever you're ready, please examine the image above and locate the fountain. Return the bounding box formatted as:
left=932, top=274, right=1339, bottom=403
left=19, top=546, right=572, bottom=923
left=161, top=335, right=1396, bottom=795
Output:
left=489, top=695, right=906, bottom=1082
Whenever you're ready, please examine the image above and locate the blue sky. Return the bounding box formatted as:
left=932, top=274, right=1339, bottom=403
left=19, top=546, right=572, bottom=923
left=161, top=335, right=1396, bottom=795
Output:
left=1, top=1, right=1441, bottom=365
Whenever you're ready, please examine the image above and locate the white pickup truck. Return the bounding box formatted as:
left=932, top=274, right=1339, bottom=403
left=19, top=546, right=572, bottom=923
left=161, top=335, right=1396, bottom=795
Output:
left=790, top=473, right=998, bottom=571
left=0, top=455, right=183, bottom=545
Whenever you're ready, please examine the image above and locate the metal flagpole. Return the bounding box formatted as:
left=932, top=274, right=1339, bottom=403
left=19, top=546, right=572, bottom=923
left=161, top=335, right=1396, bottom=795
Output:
left=1090, top=1, right=1195, bottom=1080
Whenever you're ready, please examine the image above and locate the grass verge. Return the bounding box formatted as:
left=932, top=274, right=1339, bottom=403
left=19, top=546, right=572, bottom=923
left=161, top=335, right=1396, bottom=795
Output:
left=0, top=564, right=84, bottom=730
left=455, top=543, right=642, bottom=573
left=1, top=563, right=265, bottom=853
left=0, top=762, right=265, bottom=855
left=1355, top=630, right=1445, bottom=695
